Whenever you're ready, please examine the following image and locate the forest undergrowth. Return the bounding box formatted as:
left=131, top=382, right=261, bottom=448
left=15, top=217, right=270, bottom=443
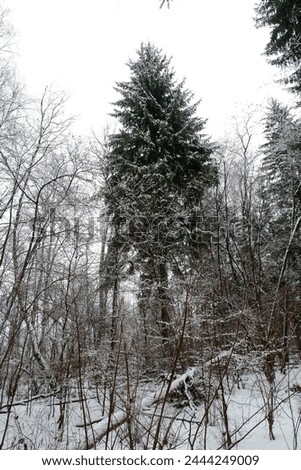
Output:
left=1, top=342, right=301, bottom=450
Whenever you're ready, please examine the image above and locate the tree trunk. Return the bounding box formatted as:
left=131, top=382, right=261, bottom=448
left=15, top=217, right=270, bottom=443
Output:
left=157, top=262, right=173, bottom=357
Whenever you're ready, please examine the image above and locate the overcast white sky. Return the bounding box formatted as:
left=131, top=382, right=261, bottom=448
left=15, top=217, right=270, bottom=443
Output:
left=4, top=0, right=294, bottom=139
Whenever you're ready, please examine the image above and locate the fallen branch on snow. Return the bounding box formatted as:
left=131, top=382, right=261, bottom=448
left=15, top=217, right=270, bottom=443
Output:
left=79, top=368, right=196, bottom=449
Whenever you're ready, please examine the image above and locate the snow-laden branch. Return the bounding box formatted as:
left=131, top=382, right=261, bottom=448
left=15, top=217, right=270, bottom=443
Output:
left=141, top=367, right=195, bottom=409
left=81, top=410, right=128, bottom=450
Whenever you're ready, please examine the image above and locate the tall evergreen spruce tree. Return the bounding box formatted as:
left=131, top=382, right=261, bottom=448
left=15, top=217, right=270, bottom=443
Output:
left=105, top=43, right=217, bottom=352
left=261, top=99, right=301, bottom=231
left=259, top=99, right=301, bottom=364
left=255, top=0, right=301, bottom=93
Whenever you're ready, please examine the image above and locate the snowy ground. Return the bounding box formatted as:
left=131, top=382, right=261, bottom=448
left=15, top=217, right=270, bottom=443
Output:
left=1, top=366, right=301, bottom=450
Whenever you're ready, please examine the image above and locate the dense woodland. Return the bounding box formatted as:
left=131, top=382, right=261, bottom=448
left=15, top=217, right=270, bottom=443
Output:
left=1, top=0, right=301, bottom=450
